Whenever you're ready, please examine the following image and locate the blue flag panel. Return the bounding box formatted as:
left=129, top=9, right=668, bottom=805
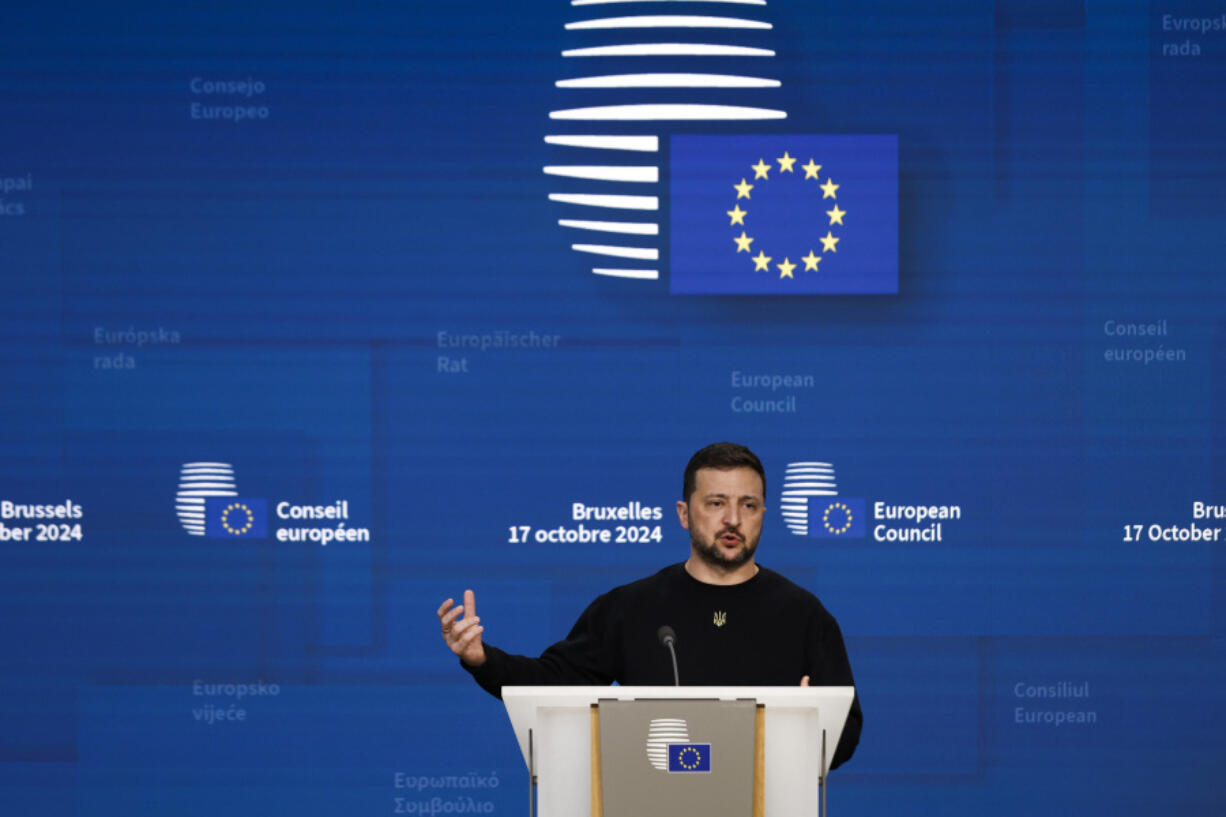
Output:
left=670, top=135, right=899, bottom=294
left=204, top=498, right=268, bottom=539
left=807, top=498, right=868, bottom=539
left=667, top=743, right=712, bottom=773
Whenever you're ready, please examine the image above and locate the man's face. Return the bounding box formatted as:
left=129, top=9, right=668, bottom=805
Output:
left=676, top=466, right=766, bottom=569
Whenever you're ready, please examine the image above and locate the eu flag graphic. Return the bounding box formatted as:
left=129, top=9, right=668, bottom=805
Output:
left=669, top=135, right=897, bottom=295
left=809, top=498, right=867, bottom=539
left=205, top=498, right=268, bottom=538
left=667, top=743, right=712, bottom=773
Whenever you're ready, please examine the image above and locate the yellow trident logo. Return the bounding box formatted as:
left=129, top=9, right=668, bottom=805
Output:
left=713, top=611, right=727, bottom=628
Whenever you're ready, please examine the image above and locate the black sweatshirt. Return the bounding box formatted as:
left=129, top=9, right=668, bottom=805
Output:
left=463, top=563, right=862, bottom=769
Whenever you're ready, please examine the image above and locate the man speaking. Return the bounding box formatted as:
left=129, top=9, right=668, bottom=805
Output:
left=437, top=442, right=862, bottom=768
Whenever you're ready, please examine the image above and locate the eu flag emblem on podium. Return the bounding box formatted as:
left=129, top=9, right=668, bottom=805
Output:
left=668, top=743, right=711, bottom=773
left=669, top=134, right=897, bottom=295
left=205, top=498, right=268, bottom=538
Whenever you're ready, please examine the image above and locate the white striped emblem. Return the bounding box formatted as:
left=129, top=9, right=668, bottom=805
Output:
left=546, top=0, right=787, bottom=281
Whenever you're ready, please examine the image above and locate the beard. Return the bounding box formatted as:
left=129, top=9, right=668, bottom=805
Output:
left=691, top=528, right=758, bottom=569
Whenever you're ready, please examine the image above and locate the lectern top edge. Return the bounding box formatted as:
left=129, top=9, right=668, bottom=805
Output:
left=502, top=685, right=854, bottom=771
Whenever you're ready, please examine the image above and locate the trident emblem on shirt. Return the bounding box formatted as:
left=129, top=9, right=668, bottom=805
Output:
left=713, top=611, right=727, bottom=628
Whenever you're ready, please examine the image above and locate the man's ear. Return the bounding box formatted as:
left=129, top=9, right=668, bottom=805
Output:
left=675, top=500, right=690, bottom=530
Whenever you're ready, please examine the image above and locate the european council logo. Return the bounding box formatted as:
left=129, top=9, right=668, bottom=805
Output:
left=670, top=135, right=898, bottom=294
left=204, top=498, right=268, bottom=539
left=667, top=743, right=712, bottom=773
left=781, top=462, right=866, bottom=539
left=176, top=462, right=238, bottom=536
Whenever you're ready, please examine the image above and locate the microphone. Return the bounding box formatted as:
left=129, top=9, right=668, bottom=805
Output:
left=657, top=625, right=680, bottom=686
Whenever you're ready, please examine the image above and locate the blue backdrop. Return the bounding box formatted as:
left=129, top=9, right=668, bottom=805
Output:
left=2, top=1, right=1224, bottom=814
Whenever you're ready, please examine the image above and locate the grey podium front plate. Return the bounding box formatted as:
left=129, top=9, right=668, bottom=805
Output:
left=599, top=699, right=756, bottom=817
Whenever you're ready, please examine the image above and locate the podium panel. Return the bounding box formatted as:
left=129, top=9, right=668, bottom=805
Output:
left=597, top=699, right=757, bottom=817
left=503, top=686, right=855, bottom=817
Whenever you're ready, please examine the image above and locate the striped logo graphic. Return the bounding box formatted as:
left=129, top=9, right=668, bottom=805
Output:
left=546, top=0, right=786, bottom=282
left=176, top=462, right=238, bottom=536
left=645, top=717, right=691, bottom=771
left=780, top=461, right=837, bottom=537
left=780, top=461, right=866, bottom=539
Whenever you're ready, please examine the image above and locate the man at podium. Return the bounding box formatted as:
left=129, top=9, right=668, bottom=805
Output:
left=437, top=442, right=862, bottom=768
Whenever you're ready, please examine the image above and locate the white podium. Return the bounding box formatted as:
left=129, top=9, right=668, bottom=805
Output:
left=502, top=686, right=854, bottom=817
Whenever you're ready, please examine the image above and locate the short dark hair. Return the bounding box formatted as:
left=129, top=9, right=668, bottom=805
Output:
left=682, top=442, right=766, bottom=502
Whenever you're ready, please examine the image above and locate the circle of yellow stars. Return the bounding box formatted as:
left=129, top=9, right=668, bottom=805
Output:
left=822, top=501, right=854, bottom=535
left=677, top=746, right=703, bottom=770
left=726, top=151, right=846, bottom=280
left=220, top=502, right=255, bottom=536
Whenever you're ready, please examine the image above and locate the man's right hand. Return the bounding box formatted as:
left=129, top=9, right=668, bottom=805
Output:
left=437, top=589, right=486, bottom=666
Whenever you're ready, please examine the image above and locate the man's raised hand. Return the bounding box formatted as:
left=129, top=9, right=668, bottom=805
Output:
left=437, top=589, right=486, bottom=666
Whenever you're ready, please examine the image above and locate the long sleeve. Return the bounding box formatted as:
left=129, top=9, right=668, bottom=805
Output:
left=461, top=591, right=623, bottom=699
left=808, top=611, right=862, bottom=770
